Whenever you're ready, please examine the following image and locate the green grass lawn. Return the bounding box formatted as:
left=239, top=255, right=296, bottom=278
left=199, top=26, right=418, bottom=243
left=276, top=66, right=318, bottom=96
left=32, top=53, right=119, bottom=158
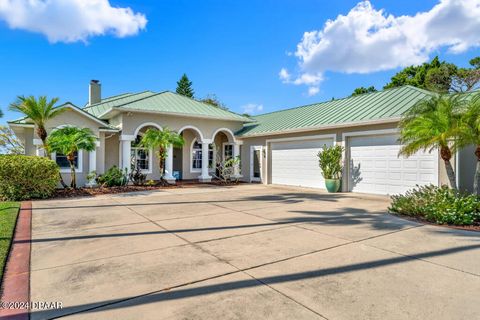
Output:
left=0, top=202, right=20, bottom=282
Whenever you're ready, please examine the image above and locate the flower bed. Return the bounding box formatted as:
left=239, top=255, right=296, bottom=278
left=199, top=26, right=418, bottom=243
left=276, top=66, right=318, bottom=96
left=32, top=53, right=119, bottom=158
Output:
left=389, top=185, right=480, bottom=231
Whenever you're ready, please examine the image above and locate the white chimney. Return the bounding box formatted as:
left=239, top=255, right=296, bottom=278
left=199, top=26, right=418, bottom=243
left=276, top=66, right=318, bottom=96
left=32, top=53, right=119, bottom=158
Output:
left=89, top=80, right=101, bottom=105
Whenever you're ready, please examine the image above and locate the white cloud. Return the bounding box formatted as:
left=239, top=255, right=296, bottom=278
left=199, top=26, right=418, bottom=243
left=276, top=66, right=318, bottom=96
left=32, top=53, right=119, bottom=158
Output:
left=242, top=103, right=264, bottom=115
left=279, top=68, right=291, bottom=82
left=0, top=0, right=147, bottom=43
left=281, top=0, right=480, bottom=95
left=279, top=68, right=323, bottom=96
left=307, top=86, right=320, bottom=96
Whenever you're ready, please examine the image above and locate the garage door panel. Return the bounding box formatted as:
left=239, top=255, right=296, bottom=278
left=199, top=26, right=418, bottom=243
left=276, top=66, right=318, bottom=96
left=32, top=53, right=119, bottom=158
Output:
left=420, top=161, right=435, bottom=169
left=403, top=160, right=418, bottom=169
left=389, top=160, right=401, bottom=168
left=348, top=133, right=437, bottom=195
left=388, top=172, right=402, bottom=180
left=403, top=172, right=418, bottom=182
left=271, top=138, right=333, bottom=189
left=375, top=160, right=387, bottom=168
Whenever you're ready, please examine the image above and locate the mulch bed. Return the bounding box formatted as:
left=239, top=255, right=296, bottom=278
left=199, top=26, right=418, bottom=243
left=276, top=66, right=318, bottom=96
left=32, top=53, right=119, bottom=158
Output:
left=52, top=180, right=242, bottom=199
left=390, top=212, right=480, bottom=232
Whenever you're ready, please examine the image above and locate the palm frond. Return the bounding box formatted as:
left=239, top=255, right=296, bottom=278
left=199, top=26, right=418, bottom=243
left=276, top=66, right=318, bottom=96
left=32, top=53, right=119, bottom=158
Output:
left=47, top=126, right=97, bottom=155
left=9, top=95, right=63, bottom=129
left=399, top=94, right=463, bottom=157
left=457, top=92, right=480, bottom=148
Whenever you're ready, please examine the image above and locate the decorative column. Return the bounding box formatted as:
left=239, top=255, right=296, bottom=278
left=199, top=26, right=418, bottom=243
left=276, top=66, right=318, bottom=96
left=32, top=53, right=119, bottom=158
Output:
left=87, top=141, right=100, bottom=187
left=233, top=142, right=242, bottom=177
left=120, top=135, right=134, bottom=174
left=89, top=148, right=97, bottom=173
left=199, top=139, right=212, bottom=182
left=33, top=139, right=44, bottom=157
left=163, top=144, right=176, bottom=184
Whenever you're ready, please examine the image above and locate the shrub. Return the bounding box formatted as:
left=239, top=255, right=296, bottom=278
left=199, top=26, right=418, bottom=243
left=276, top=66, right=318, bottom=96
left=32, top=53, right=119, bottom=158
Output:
left=129, top=167, right=146, bottom=186
left=97, top=166, right=128, bottom=187
left=0, top=155, right=59, bottom=200
left=389, top=185, right=480, bottom=225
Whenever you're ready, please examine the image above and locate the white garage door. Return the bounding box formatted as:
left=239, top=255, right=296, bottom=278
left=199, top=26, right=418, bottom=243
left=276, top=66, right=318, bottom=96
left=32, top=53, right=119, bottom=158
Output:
left=271, top=137, right=334, bottom=188
left=348, top=134, right=438, bottom=195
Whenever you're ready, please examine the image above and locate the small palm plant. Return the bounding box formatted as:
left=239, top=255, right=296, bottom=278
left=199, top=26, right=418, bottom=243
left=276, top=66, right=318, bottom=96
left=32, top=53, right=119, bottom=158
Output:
left=10, top=95, right=68, bottom=187
left=9, top=96, right=64, bottom=155
left=399, top=94, right=463, bottom=189
left=318, top=145, right=344, bottom=192
left=47, top=126, right=97, bottom=188
left=458, top=93, right=480, bottom=194
left=140, top=128, right=184, bottom=185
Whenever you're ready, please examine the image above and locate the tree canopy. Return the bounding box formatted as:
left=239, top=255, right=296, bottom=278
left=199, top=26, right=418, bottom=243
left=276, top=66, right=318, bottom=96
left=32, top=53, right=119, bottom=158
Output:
left=355, top=56, right=480, bottom=95
left=176, top=74, right=194, bottom=98
left=382, top=56, right=479, bottom=93
left=140, top=128, right=184, bottom=184
left=351, top=86, right=377, bottom=97
left=398, top=94, right=465, bottom=189
left=200, top=94, right=229, bottom=110
left=0, top=126, right=24, bottom=154
left=9, top=95, right=63, bottom=150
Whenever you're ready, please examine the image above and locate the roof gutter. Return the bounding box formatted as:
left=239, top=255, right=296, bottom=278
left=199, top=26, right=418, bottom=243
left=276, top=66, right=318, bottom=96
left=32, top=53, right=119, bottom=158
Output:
left=7, top=122, right=34, bottom=128
left=235, top=117, right=401, bottom=139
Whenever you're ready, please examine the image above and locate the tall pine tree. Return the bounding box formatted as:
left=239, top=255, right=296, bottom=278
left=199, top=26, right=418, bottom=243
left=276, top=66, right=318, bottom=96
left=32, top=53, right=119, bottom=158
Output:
left=176, top=74, right=194, bottom=98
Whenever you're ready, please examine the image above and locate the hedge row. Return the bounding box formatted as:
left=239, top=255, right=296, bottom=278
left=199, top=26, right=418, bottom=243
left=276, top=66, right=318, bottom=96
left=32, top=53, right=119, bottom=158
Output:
left=0, top=155, right=59, bottom=201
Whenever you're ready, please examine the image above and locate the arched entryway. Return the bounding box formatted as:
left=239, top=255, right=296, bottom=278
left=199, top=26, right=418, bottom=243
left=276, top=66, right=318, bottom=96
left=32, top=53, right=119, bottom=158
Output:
left=129, top=123, right=163, bottom=177
left=176, top=126, right=210, bottom=181
left=211, top=128, right=241, bottom=178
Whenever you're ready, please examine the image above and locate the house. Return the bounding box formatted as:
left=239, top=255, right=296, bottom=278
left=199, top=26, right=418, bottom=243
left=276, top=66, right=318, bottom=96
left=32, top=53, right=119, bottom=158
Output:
left=8, top=80, right=475, bottom=195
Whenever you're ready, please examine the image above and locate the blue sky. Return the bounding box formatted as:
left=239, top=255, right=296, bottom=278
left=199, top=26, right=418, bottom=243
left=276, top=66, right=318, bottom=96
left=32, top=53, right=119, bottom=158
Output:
left=1, top=0, right=479, bottom=123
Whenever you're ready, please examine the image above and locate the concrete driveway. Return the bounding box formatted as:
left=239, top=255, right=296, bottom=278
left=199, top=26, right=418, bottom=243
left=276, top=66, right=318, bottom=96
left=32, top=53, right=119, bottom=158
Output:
left=29, top=184, right=480, bottom=319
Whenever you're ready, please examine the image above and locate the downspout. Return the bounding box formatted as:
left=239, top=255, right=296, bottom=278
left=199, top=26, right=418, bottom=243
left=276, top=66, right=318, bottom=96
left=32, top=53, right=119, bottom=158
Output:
left=455, top=150, right=460, bottom=190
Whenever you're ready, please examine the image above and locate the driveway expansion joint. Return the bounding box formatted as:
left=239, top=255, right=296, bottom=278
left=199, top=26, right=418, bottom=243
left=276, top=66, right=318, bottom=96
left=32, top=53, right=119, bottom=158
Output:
left=363, top=243, right=480, bottom=277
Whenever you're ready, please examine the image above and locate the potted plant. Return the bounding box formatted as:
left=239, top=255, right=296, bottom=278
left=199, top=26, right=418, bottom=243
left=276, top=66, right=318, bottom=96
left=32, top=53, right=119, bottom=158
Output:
left=317, top=145, right=344, bottom=193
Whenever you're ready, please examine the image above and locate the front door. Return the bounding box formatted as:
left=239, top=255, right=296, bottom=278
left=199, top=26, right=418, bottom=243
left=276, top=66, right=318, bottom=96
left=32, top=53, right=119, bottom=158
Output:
left=250, top=146, right=262, bottom=182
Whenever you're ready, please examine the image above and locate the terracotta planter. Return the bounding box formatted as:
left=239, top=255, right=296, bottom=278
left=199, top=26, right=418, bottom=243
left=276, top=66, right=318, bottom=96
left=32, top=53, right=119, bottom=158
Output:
left=325, top=179, right=341, bottom=193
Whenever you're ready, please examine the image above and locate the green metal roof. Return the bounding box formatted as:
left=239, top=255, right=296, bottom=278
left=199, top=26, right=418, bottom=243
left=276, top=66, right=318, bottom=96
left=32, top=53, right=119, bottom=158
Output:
left=9, top=102, right=118, bottom=130
left=84, top=91, right=251, bottom=122
left=82, top=92, right=135, bottom=108
left=236, top=86, right=434, bottom=137
left=83, top=91, right=156, bottom=117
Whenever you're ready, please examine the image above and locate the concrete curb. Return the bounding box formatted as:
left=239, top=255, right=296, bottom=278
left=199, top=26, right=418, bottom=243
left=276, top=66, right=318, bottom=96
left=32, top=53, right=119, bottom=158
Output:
left=0, top=201, right=31, bottom=320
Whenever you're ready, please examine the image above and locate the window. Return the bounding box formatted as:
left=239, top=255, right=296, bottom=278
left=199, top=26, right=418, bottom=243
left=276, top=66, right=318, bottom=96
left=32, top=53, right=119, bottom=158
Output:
left=131, top=148, right=150, bottom=171
left=192, top=141, right=202, bottom=170
left=191, top=139, right=214, bottom=171
left=53, top=150, right=83, bottom=173
left=223, top=144, right=233, bottom=160
left=131, top=135, right=151, bottom=172
left=56, top=151, right=78, bottom=169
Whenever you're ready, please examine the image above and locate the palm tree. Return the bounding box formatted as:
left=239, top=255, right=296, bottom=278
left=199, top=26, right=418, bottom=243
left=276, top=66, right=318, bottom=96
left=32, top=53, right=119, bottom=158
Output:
left=399, top=94, right=464, bottom=189
left=47, top=126, right=97, bottom=188
left=458, top=94, right=480, bottom=194
left=140, top=128, right=184, bottom=184
left=9, top=96, right=64, bottom=155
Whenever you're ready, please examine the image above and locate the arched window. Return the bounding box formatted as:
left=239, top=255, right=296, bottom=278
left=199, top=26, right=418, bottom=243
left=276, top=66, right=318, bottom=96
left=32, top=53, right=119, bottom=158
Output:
left=131, top=134, right=151, bottom=173
left=191, top=139, right=214, bottom=172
